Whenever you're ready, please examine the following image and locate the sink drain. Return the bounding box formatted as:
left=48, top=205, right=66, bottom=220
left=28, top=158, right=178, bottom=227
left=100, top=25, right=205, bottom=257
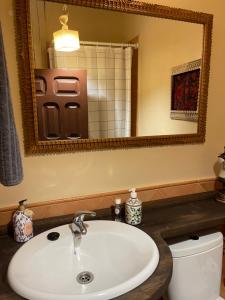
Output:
left=76, top=271, right=94, bottom=284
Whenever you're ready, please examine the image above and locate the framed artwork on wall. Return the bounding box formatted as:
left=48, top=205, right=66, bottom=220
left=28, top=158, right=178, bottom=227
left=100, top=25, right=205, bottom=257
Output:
left=170, top=59, right=201, bottom=122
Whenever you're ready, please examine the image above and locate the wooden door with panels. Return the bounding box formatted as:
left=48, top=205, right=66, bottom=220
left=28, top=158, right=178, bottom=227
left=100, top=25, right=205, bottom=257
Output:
left=35, top=69, right=88, bottom=141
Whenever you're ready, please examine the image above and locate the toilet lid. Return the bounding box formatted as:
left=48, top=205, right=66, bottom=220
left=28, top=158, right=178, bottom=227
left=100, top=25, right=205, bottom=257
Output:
left=169, top=232, right=223, bottom=257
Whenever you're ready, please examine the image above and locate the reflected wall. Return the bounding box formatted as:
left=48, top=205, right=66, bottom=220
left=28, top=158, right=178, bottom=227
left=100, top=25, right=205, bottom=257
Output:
left=30, top=1, right=203, bottom=137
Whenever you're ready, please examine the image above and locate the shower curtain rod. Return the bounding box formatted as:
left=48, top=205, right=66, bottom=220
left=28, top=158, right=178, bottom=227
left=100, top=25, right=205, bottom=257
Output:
left=80, top=40, right=139, bottom=49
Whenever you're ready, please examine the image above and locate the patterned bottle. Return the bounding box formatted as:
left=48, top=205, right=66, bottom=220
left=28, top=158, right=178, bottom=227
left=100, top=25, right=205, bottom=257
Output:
left=125, top=188, right=142, bottom=225
left=13, top=200, right=34, bottom=243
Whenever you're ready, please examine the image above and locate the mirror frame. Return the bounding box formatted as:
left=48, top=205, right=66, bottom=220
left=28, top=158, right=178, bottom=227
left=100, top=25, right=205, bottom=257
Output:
left=14, top=0, right=213, bottom=154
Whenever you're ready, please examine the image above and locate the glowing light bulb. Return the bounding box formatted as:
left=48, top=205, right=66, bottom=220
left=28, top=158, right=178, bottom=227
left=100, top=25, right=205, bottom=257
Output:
left=54, top=29, right=80, bottom=52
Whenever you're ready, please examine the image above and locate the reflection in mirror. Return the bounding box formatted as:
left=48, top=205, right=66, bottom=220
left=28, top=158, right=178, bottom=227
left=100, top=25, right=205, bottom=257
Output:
left=170, top=59, right=201, bottom=122
left=30, top=0, right=203, bottom=141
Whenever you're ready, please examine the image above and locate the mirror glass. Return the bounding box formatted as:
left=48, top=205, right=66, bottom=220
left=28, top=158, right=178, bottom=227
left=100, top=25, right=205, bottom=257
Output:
left=30, top=0, right=203, bottom=141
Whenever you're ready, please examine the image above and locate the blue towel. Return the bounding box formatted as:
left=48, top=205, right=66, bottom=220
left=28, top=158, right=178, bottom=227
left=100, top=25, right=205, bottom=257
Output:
left=0, top=24, right=23, bottom=186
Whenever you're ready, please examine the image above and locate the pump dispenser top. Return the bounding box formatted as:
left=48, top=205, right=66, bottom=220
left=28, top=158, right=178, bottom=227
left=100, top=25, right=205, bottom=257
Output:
left=128, top=188, right=141, bottom=206
left=129, top=188, right=137, bottom=199
left=18, top=199, right=27, bottom=211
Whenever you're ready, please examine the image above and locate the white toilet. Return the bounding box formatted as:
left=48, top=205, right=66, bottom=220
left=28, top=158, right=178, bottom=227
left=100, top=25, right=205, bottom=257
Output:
left=168, top=232, right=224, bottom=300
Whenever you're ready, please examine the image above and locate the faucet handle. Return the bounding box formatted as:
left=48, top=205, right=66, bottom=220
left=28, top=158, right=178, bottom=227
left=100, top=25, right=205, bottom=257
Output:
left=73, top=211, right=96, bottom=223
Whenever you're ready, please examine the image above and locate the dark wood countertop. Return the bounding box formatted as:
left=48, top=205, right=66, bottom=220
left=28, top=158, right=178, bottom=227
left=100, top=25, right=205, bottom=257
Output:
left=1, top=191, right=225, bottom=300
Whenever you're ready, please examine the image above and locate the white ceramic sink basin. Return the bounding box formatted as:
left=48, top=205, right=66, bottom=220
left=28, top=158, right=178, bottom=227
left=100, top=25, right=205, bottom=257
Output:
left=8, top=220, right=159, bottom=300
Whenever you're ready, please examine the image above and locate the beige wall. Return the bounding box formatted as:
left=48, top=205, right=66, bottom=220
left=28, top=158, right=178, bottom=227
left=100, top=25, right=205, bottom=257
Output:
left=0, top=0, right=224, bottom=209
left=30, top=0, right=48, bottom=68
left=45, top=3, right=129, bottom=44
left=31, top=2, right=130, bottom=67
left=117, top=14, right=202, bottom=135
left=136, top=19, right=202, bottom=135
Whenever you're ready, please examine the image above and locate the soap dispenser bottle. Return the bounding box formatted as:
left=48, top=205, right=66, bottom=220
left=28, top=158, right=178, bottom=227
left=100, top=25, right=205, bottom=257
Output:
left=13, top=200, right=34, bottom=243
left=125, top=188, right=142, bottom=225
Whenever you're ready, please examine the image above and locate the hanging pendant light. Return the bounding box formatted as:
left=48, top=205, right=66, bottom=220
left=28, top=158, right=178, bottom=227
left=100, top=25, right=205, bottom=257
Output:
left=53, top=5, right=80, bottom=52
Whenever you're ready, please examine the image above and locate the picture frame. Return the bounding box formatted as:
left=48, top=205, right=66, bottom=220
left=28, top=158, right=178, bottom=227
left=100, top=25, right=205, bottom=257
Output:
left=14, top=0, right=212, bottom=154
left=170, top=59, right=201, bottom=122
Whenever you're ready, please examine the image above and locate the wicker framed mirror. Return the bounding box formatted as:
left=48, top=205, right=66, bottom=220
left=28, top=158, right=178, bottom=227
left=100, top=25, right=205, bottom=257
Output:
left=14, top=0, right=213, bottom=154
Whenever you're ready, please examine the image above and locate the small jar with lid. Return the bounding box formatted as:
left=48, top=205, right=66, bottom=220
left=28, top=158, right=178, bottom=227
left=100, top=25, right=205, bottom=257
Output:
left=114, top=198, right=122, bottom=222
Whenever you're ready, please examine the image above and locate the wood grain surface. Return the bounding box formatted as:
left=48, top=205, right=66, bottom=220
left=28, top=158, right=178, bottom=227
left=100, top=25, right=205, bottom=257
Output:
left=1, top=191, right=225, bottom=300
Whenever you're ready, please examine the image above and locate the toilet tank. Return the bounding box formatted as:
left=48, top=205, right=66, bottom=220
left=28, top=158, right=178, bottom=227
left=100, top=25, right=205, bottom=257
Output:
left=168, top=232, right=223, bottom=300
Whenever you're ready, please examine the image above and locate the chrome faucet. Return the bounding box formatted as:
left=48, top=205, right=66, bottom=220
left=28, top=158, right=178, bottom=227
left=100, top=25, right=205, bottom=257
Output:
left=71, top=211, right=96, bottom=252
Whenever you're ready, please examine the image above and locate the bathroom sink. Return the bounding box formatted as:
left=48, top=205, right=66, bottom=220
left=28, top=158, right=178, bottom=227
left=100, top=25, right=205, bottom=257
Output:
left=8, top=220, right=159, bottom=300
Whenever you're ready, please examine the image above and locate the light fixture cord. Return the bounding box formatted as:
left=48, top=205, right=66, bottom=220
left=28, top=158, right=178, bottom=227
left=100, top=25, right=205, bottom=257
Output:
left=62, top=4, right=68, bottom=15
left=59, top=4, right=69, bottom=30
